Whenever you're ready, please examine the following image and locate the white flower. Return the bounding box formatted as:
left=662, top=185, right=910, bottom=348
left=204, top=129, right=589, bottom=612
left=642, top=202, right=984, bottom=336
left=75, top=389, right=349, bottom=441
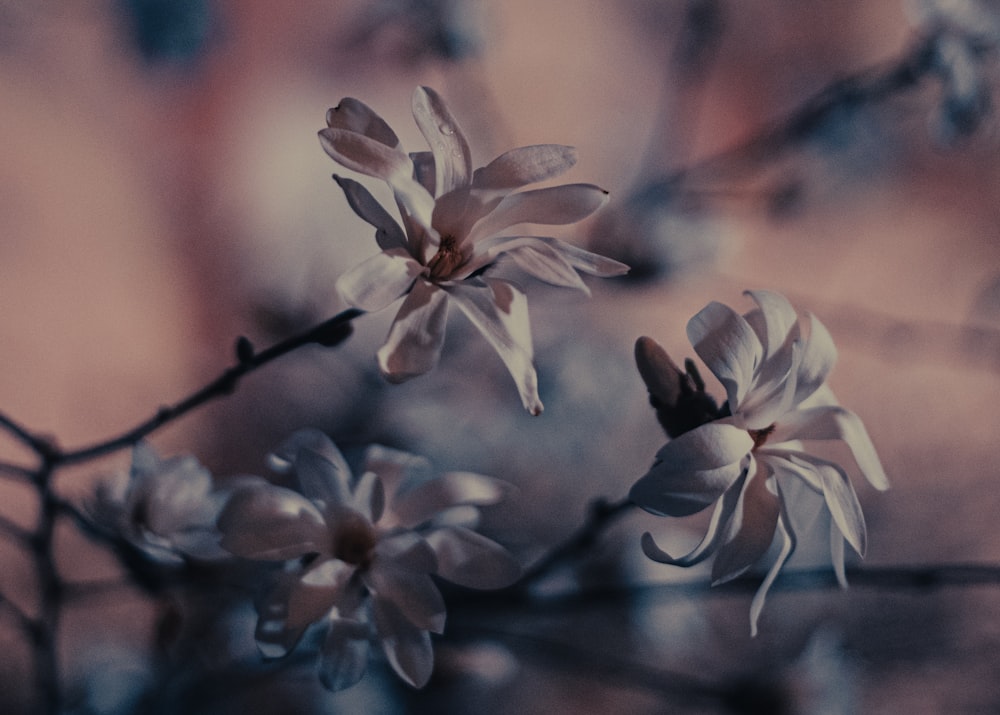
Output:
left=319, top=86, right=628, bottom=415
left=88, top=442, right=236, bottom=565
left=217, top=429, right=521, bottom=690
left=629, top=291, right=888, bottom=635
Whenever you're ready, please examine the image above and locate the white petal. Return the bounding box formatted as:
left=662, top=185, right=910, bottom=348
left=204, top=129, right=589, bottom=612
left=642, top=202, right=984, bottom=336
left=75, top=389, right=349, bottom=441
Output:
left=333, top=175, right=408, bottom=251
left=445, top=279, right=543, bottom=415
left=743, top=290, right=798, bottom=360
left=254, top=570, right=315, bottom=658
left=748, top=506, right=795, bottom=638
left=288, top=560, right=354, bottom=630
left=365, top=564, right=446, bottom=634
left=268, top=429, right=347, bottom=476
left=325, top=97, right=400, bottom=148
left=466, top=183, right=610, bottom=245
left=375, top=530, right=439, bottom=572
left=372, top=598, right=434, bottom=688
left=472, top=144, right=577, bottom=189
left=687, top=301, right=762, bottom=412
left=411, top=86, right=472, bottom=196
left=377, top=280, right=449, bottom=382
left=771, top=405, right=889, bottom=490
left=461, top=235, right=629, bottom=285
left=711, top=462, right=780, bottom=584
left=630, top=422, right=752, bottom=516
left=423, top=526, right=522, bottom=589
left=336, top=249, right=423, bottom=312
left=790, top=454, right=867, bottom=556
left=218, top=485, right=327, bottom=560
left=351, top=469, right=386, bottom=524
left=364, top=444, right=435, bottom=494
left=831, top=519, right=848, bottom=589
left=319, top=617, right=371, bottom=691
left=319, top=128, right=436, bottom=231
left=639, top=473, right=745, bottom=566
left=792, top=312, right=837, bottom=405
left=293, top=443, right=354, bottom=507
left=393, top=471, right=509, bottom=527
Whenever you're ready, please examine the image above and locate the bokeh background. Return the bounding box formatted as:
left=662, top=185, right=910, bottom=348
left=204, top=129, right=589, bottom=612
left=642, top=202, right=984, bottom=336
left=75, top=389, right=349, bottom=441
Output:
left=1, top=0, right=1000, bottom=712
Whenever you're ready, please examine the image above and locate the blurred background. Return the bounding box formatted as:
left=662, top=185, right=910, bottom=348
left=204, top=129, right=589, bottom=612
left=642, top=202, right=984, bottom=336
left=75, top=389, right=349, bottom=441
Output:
left=1, top=0, right=999, bottom=712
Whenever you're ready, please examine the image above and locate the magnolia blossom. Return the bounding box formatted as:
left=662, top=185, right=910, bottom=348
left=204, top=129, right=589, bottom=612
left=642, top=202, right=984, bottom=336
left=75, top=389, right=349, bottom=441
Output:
left=629, top=291, right=888, bottom=634
left=217, top=429, right=521, bottom=690
left=88, top=442, right=237, bottom=565
left=320, top=86, right=628, bottom=415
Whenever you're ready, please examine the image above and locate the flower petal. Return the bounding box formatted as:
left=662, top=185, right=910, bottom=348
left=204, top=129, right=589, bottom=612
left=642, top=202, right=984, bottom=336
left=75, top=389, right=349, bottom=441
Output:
left=466, top=183, right=610, bottom=245
left=445, top=279, right=542, bottom=415
left=351, top=469, right=386, bottom=524
left=462, top=235, right=628, bottom=285
left=743, top=290, right=798, bottom=360
left=770, top=405, right=889, bottom=490
left=372, top=597, right=434, bottom=688
left=288, top=560, right=356, bottom=630
left=472, top=144, right=577, bottom=189
left=639, top=472, right=745, bottom=567
left=792, top=312, right=837, bottom=405
left=319, top=128, right=436, bottom=231
left=218, top=485, right=327, bottom=560
left=365, top=564, right=446, bottom=634
left=711, top=461, right=780, bottom=584
left=377, top=279, right=449, bottom=382
left=319, top=616, right=371, bottom=691
left=423, top=526, right=522, bottom=589
left=336, top=249, right=424, bottom=312
left=325, top=98, right=400, bottom=148
left=791, top=454, right=867, bottom=556
left=411, top=86, right=472, bottom=197
left=748, top=505, right=795, bottom=638
left=629, top=422, right=752, bottom=516
left=393, top=471, right=509, bottom=527
left=686, top=301, right=763, bottom=412
left=333, top=175, right=408, bottom=251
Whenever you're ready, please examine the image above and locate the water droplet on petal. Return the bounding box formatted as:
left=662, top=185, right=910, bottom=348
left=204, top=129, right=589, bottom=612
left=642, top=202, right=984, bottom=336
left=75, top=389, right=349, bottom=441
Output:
left=439, top=123, right=455, bottom=136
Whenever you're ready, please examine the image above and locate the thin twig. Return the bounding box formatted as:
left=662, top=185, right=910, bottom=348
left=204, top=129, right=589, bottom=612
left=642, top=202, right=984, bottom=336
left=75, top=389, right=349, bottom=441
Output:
left=58, top=308, right=363, bottom=465
left=517, top=497, right=637, bottom=587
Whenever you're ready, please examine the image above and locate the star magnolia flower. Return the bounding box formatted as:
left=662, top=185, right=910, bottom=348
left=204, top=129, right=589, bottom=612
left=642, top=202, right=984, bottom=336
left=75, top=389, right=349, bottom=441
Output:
left=217, top=429, right=521, bottom=691
left=88, top=442, right=238, bottom=565
left=319, top=86, right=629, bottom=415
left=629, top=291, right=889, bottom=635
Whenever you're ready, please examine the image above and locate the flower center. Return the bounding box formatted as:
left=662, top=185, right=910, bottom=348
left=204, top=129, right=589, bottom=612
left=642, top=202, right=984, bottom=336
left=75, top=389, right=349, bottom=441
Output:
left=749, top=424, right=776, bottom=450
left=332, top=516, right=377, bottom=568
left=427, top=234, right=463, bottom=280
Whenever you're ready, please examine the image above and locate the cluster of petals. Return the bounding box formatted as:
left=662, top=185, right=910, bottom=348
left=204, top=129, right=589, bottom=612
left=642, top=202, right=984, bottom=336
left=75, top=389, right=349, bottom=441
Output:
left=320, top=86, right=628, bottom=415
left=88, top=442, right=238, bottom=565
left=629, top=291, right=889, bottom=634
left=217, top=429, right=521, bottom=690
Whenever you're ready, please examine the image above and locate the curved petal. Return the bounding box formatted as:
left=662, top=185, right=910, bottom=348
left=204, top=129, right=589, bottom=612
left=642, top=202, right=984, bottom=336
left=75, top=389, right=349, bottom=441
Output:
left=320, top=128, right=436, bottom=232
left=770, top=405, right=889, bottom=490
left=254, top=568, right=323, bottom=658
left=631, top=422, right=752, bottom=516
left=218, top=485, right=327, bottom=560
left=423, top=526, right=522, bottom=589
left=372, top=598, right=434, bottom=688
left=320, top=617, right=371, bottom=691
left=460, top=235, right=629, bottom=285
left=268, top=429, right=348, bottom=478
left=687, top=301, right=762, bottom=412
left=287, top=560, right=355, bottom=630
left=365, top=564, right=446, bottom=634
left=472, top=144, right=577, bottom=189
left=639, top=471, right=746, bottom=567
left=411, top=86, right=472, bottom=196
left=748, top=505, right=795, bottom=637
left=377, top=280, right=449, bottom=382
left=335, top=249, right=423, bottom=312
left=790, top=453, right=867, bottom=556
left=393, top=471, right=509, bottom=527
left=792, top=312, right=837, bottom=405
left=830, top=518, right=848, bottom=588
left=743, top=290, right=798, bottom=360
left=292, top=442, right=354, bottom=507
left=445, top=279, right=542, bottom=415
left=466, top=183, right=609, bottom=245
left=325, top=98, right=400, bottom=148
left=333, top=175, right=408, bottom=251
left=351, top=469, right=386, bottom=524
left=711, top=461, right=780, bottom=584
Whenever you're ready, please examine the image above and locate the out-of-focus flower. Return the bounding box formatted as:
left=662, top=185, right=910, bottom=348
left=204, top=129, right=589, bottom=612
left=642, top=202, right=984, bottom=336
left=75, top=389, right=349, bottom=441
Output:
left=319, top=86, right=628, bottom=415
left=218, top=429, right=521, bottom=690
left=88, top=442, right=238, bottom=565
left=629, top=291, right=888, bottom=634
